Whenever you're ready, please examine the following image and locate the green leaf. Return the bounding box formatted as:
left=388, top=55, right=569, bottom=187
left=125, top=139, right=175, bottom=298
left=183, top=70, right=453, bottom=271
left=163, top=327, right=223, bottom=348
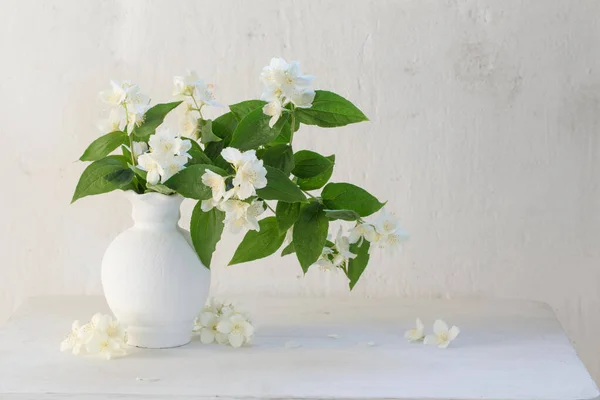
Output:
left=163, top=164, right=227, bottom=200
left=322, top=182, right=384, bottom=217
left=229, top=108, right=288, bottom=150
left=190, top=203, right=225, bottom=269
left=229, top=100, right=267, bottom=121
left=204, top=140, right=225, bottom=160
left=292, top=150, right=334, bottom=179
left=256, top=166, right=306, bottom=203
left=133, top=101, right=182, bottom=139
left=187, top=140, right=213, bottom=165
left=121, top=144, right=132, bottom=162
left=79, top=131, right=129, bottom=162
left=261, top=144, right=294, bottom=175
left=347, top=241, right=370, bottom=290
left=293, top=202, right=329, bottom=272
left=297, top=155, right=335, bottom=191
left=105, top=168, right=134, bottom=186
left=276, top=201, right=301, bottom=232
left=324, top=209, right=361, bottom=221
left=281, top=241, right=295, bottom=256
left=72, top=156, right=132, bottom=203
left=229, top=217, right=287, bottom=265
left=295, top=90, right=368, bottom=128
left=198, top=119, right=222, bottom=145
left=212, top=112, right=238, bottom=141
left=146, top=184, right=176, bottom=195
left=267, top=115, right=292, bottom=146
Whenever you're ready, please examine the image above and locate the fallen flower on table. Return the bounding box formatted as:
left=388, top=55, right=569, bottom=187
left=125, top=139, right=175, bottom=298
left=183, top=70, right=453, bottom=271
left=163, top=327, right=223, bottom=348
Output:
left=193, top=299, right=255, bottom=348
left=424, top=319, right=460, bottom=349
left=60, top=313, right=128, bottom=359
left=404, top=318, right=425, bottom=342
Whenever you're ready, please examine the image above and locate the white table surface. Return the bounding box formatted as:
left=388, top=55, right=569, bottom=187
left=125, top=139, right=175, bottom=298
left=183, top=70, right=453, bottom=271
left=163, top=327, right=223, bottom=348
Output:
left=0, top=296, right=597, bottom=400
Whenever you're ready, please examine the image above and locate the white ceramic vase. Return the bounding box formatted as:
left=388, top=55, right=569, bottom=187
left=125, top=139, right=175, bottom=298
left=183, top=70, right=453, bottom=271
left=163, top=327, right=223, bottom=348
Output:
left=101, top=191, right=210, bottom=349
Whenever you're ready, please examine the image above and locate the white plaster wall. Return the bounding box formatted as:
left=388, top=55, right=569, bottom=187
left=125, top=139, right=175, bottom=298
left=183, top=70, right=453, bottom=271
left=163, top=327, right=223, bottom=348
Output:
left=1, top=0, right=599, bottom=382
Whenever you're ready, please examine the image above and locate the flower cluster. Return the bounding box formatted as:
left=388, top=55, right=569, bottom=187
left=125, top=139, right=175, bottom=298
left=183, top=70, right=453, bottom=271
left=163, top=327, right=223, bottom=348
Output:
left=405, top=318, right=460, bottom=349
left=173, top=70, right=220, bottom=139
left=260, top=58, right=315, bottom=127
left=313, top=227, right=358, bottom=271
left=136, top=129, right=192, bottom=185
left=201, top=147, right=267, bottom=233
left=60, top=313, right=128, bottom=360
left=99, top=80, right=151, bottom=134
left=349, top=208, right=409, bottom=252
left=313, top=208, right=409, bottom=272
left=193, top=299, right=254, bottom=348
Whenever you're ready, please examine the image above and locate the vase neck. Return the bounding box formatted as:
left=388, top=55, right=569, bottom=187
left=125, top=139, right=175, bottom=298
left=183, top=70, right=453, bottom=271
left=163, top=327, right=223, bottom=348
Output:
left=125, top=191, right=183, bottom=229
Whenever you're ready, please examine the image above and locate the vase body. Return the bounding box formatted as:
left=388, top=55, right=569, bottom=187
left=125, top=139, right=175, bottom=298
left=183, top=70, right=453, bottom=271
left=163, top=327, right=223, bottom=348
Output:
left=101, top=191, right=210, bottom=348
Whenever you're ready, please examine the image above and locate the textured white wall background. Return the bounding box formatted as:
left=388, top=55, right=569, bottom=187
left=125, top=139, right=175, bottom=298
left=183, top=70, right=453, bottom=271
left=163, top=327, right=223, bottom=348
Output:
left=1, top=0, right=599, bottom=382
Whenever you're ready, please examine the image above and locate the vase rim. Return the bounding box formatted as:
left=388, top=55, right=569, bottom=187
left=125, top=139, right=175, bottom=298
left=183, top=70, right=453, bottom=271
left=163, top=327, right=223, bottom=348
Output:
left=123, top=190, right=184, bottom=204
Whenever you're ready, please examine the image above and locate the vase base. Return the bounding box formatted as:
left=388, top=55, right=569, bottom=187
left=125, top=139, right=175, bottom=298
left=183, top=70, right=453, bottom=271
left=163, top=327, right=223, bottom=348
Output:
left=126, top=322, right=193, bottom=349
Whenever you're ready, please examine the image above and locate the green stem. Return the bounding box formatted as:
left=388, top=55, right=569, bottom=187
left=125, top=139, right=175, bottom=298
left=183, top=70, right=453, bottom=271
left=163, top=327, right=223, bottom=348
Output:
left=265, top=203, right=276, bottom=214
left=289, top=105, right=296, bottom=148
left=122, top=103, right=136, bottom=167
left=302, top=190, right=317, bottom=200
left=191, top=95, right=204, bottom=119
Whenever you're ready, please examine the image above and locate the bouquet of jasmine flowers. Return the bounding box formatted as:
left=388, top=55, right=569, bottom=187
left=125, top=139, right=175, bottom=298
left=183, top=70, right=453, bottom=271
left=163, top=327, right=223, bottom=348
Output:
left=73, top=58, right=408, bottom=288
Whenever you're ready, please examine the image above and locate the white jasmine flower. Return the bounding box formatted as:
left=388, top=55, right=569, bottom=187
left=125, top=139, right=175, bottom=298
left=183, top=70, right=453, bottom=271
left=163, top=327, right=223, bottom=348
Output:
left=375, top=230, right=410, bottom=252
left=290, top=88, right=315, bottom=108
left=221, top=199, right=264, bottom=233
left=365, top=208, right=410, bottom=253
left=194, top=82, right=219, bottom=107
left=158, top=154, right=189, bottom=182
left=148, top=129, right=190, bottom=158
left=245, top=200, right=265, bottom=231
left=216, top=314, right=255, bottom=348
left=334, top=227, right=357, bottom=261
left=373, top=208, right=401, bottom=235
left=137, top=153, right=162, bottom=185
left=132, top=142, right=148, bottom=158
left=83, top=313, right=128, bottom=360
left=99, top=80, right=129, bottom=106
left=173, top=70, right=201, bottom=97
left=348, top=223, right=377, bottom=245
left=221, top=147, right=257, bottom=170
left=232, top=159, right=268, bottom=200
left=194, top=311, right=227, bottom=345
left=404, top=318, right=425, bottom=342
left=61, top=313, right=127, bottom=360
left=314, top=246, right=336, bottom=271
left=138, top=130, right=191, bottom=184
left=173, top=70, right=220, bottom=107
left=260, top=57, right=289, bottom=90
left=85, top=332, right=127, bottom=360
left=97, top=108, right=124, bottom=133
left=220, top=147, right=268, bottom=200
left=424, top=320, right=460, bottom=349
left=221, top=199, right=250, bottom=220
left=201, top=198, right=223, bottom=212
left=60, top=320, right=86, bottom=355
left=180, top=110, right=199, bottom=139
left=260, top=58, right=314, bottom=99
left=100, top=80, right=149, bottom=109
left=263, top=99, right=283, bottom=128
left=126, top=103, right=150, bottom=134
left=202, top=169, right=227, bottom=201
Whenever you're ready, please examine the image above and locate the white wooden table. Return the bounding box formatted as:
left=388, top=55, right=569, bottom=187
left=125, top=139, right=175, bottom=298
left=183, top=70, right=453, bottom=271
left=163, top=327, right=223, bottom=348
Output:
left=0, top=296, right=597, bottom=400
